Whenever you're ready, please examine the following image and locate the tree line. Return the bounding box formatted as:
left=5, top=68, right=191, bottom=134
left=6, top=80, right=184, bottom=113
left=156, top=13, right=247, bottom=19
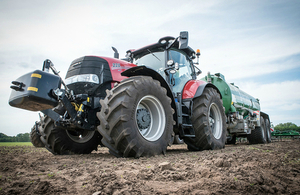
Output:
left=274, top=122, right=300, bottom=132
left=0, top=133, right=30, bottom=142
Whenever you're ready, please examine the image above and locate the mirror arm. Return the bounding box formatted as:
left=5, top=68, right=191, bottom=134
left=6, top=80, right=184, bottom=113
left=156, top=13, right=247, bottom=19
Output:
left=194, top=65, right=202, bottom=76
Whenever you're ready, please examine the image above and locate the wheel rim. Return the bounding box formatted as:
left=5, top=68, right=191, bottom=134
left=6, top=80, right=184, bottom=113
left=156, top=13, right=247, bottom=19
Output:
left=136, top=95, right=166, bottom=142
left=66, top=130, right=95, bottom=143
left=208, top=103, right=222, bottom=139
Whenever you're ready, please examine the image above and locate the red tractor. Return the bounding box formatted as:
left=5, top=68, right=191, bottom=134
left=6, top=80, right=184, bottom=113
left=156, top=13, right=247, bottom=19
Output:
left=9, top=32, right=226, bottom=157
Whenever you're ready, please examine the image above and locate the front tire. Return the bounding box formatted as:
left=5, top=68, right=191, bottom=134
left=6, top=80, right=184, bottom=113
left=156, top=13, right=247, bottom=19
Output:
left=30, top=122, right=44, bottom=147
left=184, top=87, right=226, bottom=151
left=97, top=76, right=174, bottom=158
left=39, top=107, right=101, bottom=155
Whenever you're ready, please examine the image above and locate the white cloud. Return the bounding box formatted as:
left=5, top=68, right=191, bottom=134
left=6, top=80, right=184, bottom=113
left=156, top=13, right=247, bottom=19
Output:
left=198, top=27, right=300, bottom=81
left=237, top=80, right=300, bottom=125
left=240, top=80, right=300, bottom=103
left=192, top=1, right=300, bottom=81
left=280, top=103, right=300, bottom=111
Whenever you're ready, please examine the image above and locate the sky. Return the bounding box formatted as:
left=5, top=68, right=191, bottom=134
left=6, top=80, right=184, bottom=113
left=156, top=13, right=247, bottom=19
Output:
left=0, top=0, right=299, bottom=136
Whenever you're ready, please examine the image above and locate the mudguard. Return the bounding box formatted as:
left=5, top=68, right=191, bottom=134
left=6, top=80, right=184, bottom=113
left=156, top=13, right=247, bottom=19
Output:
left=260, top=111, right=269, bottom=120
left=121, top=66, right=174, bottom=100
left=182, top=80, right=222, bottom=100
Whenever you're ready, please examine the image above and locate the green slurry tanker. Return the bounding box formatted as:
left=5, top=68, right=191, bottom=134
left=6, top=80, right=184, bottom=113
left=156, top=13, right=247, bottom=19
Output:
left=9, top=31, right=270, bottom=158
left=201, top=72, right=271, bottom=145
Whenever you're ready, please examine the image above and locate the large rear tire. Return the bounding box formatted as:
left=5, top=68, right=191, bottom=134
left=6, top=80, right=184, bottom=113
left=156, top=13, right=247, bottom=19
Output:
left=247, top=116, right=267, bottom=144
left=97, top=76, right=174, bottom=158
left=39, top=106, right=101, bottom=155
left=30, top=122, right=44, bottom=147
left=184, top=87, right=226, bottom=151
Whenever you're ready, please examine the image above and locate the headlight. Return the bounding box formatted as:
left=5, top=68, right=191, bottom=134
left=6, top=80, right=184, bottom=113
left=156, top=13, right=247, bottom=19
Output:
left=65, top=74, right=99, bottom=85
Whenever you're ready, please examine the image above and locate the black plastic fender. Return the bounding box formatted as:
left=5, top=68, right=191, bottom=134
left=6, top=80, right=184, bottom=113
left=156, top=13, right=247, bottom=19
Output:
left=260, top=111, right=270, bottom=121
left=193, top=83, right=222, bottom=100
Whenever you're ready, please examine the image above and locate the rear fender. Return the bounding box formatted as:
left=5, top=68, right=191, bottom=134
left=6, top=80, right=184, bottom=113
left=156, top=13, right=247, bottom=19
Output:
left=182, top=80, right=222, bottom=100
left=122, top=66, right=178, bottom=131
left=259, top=111, right=270, bottom=127
left=260, top=111, right=269, bottom=121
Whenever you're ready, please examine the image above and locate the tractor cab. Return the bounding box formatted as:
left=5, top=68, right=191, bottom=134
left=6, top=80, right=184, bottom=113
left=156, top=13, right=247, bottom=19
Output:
left=128, top=32, right=200, bottom=95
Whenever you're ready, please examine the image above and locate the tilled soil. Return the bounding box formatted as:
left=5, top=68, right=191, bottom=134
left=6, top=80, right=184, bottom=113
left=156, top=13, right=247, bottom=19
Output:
left=0, top=140, right=300, bottom=195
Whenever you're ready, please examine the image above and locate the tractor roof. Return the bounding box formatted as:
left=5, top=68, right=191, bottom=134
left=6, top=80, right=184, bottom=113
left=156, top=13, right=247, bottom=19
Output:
left=131, top=36, right=195, bottom=59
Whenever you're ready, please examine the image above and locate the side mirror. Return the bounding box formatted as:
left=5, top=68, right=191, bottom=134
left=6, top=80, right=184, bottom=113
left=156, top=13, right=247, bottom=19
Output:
left=179, top=31, right=188, bottom=49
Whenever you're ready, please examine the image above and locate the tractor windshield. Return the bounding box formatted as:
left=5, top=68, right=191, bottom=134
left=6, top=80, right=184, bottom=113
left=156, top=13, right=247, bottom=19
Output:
left=133, top=51, right=165, bottom=76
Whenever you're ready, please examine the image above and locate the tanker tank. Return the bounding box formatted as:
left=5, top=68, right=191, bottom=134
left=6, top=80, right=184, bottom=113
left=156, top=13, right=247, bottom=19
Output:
left=201, top=72, right=260, bottom=115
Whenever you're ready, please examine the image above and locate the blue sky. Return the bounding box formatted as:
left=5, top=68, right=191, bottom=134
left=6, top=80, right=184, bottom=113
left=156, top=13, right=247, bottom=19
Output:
left=0, top=0, right=299, bottom=136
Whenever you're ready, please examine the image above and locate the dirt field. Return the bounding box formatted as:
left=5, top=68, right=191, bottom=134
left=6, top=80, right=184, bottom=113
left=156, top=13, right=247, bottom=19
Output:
left=0, top=139, right=300, bottom=195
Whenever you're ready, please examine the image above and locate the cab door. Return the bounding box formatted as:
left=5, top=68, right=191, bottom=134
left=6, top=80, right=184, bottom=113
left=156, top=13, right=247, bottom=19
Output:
left=168, top=49, right=194, bottom=94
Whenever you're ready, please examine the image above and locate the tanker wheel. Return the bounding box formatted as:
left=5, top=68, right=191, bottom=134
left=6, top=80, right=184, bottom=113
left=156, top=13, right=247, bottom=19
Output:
left=247, top=116, right=267, bottom=144
left=184, top=87, right=226, bottom=151
left=30, top=121, right=44, bottom=147
left=97, top=76, right=174, bottom=158
left=173, top=135, right=184, bottom=144
left=39, top=107, right=101, bottom=155
left=265, top=118, right=272, bottom=143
